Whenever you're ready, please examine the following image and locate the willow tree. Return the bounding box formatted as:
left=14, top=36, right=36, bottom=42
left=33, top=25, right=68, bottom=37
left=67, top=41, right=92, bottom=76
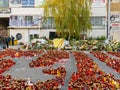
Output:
left=44, top=0, right=92, bottom=40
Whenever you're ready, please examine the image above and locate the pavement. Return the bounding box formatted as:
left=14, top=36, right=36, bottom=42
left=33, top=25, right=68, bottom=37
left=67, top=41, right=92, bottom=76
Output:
left=9, top=45, right=22, bottom=50
left=1, top=45, right=120, bottom=90
left=2, top=49, right=78, bottom=90
left=0, top=44, right=22, bottom=50
left=85, top=52, right=120, bottom=79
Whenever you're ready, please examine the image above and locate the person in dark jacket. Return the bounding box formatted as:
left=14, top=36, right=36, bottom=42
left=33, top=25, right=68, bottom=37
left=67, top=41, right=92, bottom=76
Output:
left=5, top=37, right=11, bottom=48
left=11, top=35, right=15, bottom=46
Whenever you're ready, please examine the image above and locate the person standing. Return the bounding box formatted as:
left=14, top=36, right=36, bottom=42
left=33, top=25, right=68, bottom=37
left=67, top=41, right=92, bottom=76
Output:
left=6, top=37, right=9, bottom=48
left=5, top=36, right=11, bottom=48
left=11, top=35, right=15, bottom=46
left=2, top=37, right=6, bottom=49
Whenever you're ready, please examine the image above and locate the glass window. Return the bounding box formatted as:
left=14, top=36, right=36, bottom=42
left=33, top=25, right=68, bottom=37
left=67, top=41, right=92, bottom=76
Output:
left=42, top=17, right=56, bottom=29
left=42, top=20, right=48, bottom=29
left=30, top=34, right=33, bottom=41
left=10, top=15, right=42, bottom=27
left=34, top=34, right=39, bottom=39
left=25, top=16, right=33, bottom=26
left=90, top=17, right=105, bottom=28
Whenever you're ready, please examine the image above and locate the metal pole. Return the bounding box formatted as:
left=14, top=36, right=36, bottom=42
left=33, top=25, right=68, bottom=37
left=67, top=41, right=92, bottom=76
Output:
left=107, top=0, right=111, bottom=40
left=39, top=22, right=41, bottom=38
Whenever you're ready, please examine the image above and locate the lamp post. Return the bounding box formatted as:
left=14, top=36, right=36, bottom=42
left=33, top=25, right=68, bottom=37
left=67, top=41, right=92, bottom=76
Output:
left=39, top=15, right=42, bottom=38
left=39, top=22, right=41, bottom=38
left=107, top=0, right=111, bottom=40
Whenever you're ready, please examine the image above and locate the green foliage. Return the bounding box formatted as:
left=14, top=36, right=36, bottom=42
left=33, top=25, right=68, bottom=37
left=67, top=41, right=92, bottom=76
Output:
left=44, top=0, right=92, bottom=40
left=40, top=36, right=47, bottom=40
left=31, top=43, right=38, bottom=50
left=34, top=35, right=39, bottom=39
left=96, top=36, right=106, bottom=41
left=117, top=42, right=120, bottom=48
left=106, top=44, right=113, bottom=51
left=88, top=36, right=106, bottom=41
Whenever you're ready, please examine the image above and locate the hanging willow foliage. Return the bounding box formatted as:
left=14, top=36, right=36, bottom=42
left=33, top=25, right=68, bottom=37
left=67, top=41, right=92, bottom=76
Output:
left=43, top=0, right=92, bottom=40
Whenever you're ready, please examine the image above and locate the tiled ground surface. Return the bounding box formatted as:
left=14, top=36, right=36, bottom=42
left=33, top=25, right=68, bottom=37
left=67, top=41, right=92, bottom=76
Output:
left=2, top=51, right=78, bottom=90
left=1, top=46, right=120, bottom=90
left=85, top=52, right=120, bottom=80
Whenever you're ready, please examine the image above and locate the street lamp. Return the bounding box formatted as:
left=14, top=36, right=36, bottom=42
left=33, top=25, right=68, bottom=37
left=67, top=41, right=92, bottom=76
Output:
left=107, top=0, right=111, bottom=40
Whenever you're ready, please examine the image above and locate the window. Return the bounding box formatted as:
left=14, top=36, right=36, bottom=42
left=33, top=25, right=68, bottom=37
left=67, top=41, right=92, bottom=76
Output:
left=90, top=17, right=105, bottom=28
left=42, top=20, right=48, bottom=29
left=30, top=34, right=39, bottom=40
left=30, top=34, right=33, bottom=40
left=34, top=34, right=39, bottom=39
left=42, top=17, right=56, bottom=29
left=25, top=16, right=33, bottom=26
left=9, top=15, right=41, bottom=27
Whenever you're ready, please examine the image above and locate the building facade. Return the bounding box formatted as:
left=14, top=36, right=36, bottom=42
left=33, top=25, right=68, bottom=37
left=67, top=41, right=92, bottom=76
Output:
left=0, top=0, right=107, bottom=44
left=109, top=0, right=120, bottom=40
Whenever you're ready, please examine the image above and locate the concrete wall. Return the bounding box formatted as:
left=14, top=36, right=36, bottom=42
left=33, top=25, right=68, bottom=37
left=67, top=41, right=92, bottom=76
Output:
left=10, top=28, right=29, bottom=43
left=112, top=0, right=120, bottom=3
left=39, top=29, right=56, bottom=39
left=9, top=28, right=56, bottom=43
left=90, top=5, right=107, bottom=38
left=8, top=3, right=107, bottom=43
left=88, top=29, right=106, bottom=38
left=11, top=8, right=44, bottom=16
left=91, top=7, right=106, bottom=16
left=0, top=14, right=10, bottom=18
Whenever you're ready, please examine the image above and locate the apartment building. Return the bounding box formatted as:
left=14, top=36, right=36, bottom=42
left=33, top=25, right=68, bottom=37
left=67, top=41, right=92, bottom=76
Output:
left=0, top=0, right=107, bottom=43
left=110, top=0, right=120, bottom=40
left=88, top=0, right=106, bottom=38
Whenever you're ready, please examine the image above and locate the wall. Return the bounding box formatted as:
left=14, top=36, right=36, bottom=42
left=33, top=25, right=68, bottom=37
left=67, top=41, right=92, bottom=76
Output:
left=110, top=1, right=120, bottom=40
left=0, top=14, right=10, bottom=18
left=9, top=28, right=56, bottom=44
left=10, top=28, right=29, bottom=43
left=11, top=8, right=44, bottom=15
left=7, top=2, right=108, bottom=42
left=90, top=5, right=107, bottom=38
left=0, top=30, right=8, bottom=37
left=39, top=29, right=56, bottom=39
left=112, top=0, right=120, bottom=3
left=88, top=29, right=106, bottom=38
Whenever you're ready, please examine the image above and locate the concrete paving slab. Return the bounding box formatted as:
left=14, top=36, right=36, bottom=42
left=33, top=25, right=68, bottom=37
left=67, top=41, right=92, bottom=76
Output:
left=1, top=50, right=120, bottom=90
